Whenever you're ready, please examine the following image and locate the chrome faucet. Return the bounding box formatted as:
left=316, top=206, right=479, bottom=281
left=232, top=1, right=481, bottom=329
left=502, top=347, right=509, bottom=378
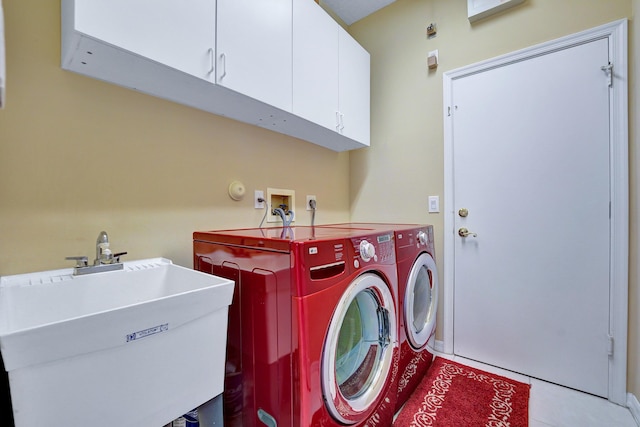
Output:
left=66, top=231, right=127, bottom=275
left=95, top=230, right=113, bottom=265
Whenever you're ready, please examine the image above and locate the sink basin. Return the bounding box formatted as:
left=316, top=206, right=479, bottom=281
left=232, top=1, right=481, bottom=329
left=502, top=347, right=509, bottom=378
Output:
left=0, top=258, right=234, bottom=427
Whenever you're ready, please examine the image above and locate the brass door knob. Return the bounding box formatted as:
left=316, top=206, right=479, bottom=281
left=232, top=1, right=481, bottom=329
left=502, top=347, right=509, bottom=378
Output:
left=458, top=228, right=477, bottom=238
left=458, top=208, right=469, bottom=217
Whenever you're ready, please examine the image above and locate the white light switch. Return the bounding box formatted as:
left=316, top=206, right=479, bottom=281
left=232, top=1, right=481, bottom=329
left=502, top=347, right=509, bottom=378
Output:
left=428, top=196, right=440, bottom=213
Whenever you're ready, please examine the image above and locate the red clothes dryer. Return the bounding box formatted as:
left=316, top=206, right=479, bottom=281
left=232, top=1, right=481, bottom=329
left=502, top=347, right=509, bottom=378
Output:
left=193, top=226, right=400, bottom=427
left=319, top=223, right=438, bottom=413
left=391, top=225, right=438, bottom=412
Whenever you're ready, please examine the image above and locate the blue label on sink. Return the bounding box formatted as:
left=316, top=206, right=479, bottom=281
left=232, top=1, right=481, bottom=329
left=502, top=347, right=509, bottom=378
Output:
left=126, top=323, right=169, bottom=342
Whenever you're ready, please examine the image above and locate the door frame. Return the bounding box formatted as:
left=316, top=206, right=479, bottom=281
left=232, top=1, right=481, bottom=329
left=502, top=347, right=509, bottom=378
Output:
left=442, top=19, right=628, bottom=404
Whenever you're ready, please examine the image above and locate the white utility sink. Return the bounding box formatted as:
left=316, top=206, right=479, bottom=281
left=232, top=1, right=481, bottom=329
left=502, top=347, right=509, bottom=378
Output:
left=0, top=258, right=234, bottom=427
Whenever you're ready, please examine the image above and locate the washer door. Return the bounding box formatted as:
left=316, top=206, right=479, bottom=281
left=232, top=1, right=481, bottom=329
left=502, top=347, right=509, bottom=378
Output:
left=405, top=252, right=438, bottom=349
left=322, top=273, right=397, bottom=424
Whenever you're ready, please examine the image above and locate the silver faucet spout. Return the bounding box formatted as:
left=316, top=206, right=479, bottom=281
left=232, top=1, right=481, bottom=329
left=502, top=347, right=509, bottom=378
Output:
left=95, top=231, right=112, bottom=265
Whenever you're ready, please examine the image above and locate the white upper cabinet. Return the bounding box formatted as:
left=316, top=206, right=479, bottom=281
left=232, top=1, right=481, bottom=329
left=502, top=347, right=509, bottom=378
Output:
left=293, top=0, right=370, bottom=146
left=216, top=0, right=292, bottom=112
left=292, top=0, right=339, bottom=131
left=338, top=27, right=370, bottom=145
left=61, top=0, right=369, bottom=151
left=72, top=0, right=216, bottom=81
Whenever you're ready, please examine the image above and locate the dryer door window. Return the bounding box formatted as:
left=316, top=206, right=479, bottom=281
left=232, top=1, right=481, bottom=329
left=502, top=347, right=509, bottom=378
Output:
left=405, top=252, right=439, bottom=349
left=322, top=273, right=397, bottom=424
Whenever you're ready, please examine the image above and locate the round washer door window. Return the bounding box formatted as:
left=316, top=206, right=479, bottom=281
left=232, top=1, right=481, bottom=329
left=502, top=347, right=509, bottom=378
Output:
left=405, top=252, right=438, bottom=349
left=322, top=273, right=397, bottom=424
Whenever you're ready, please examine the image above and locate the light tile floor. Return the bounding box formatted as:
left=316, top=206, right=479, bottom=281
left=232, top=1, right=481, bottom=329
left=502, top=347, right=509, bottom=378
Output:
left=434, top=352, right=638, bottom=427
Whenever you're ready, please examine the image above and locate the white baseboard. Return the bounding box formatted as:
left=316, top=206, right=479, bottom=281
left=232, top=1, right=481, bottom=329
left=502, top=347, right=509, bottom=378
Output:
left=628, top=393, right=640, bottom=426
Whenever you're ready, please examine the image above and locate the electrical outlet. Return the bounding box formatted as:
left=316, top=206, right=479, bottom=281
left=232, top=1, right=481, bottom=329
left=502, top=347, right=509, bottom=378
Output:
left=267, top=188, right=295, bottom=223
left=255, top=190, right=265, bottom=209
left=427, top=50, right=439, bottom=70
left=306, top=195, right=317, bottom=211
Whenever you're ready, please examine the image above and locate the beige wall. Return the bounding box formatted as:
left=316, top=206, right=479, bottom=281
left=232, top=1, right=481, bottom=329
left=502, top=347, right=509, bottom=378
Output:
left=349, top=0, right=638, bottom=398
left=0, top=0, right=351, bottom=275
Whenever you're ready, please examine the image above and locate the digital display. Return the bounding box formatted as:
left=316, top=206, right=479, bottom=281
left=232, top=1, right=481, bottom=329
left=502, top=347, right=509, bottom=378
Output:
left=377, top=234, right=391, bottom=243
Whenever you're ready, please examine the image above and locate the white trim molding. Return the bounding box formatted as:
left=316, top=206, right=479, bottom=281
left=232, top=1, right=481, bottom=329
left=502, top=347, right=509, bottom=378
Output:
left=442, top=19, right=629, bottom=405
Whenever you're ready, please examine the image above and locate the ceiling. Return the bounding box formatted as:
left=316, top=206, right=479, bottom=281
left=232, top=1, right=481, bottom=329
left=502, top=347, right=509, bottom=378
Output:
left=322, top=0, right=397, bottom=25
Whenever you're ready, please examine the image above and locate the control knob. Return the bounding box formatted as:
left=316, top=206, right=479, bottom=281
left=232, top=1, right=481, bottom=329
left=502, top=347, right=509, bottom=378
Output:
left=359, top=240, right=376, bottom=262
left=417, top=231, right=428, bottom=246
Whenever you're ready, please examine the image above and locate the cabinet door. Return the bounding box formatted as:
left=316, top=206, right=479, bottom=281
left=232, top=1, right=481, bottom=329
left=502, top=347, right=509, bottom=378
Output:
left=217, top=0, right=292, bottom=112
left=292, top=0, right=339, bottom=131
left=338, top=28, right=370, bottom=146
left=74, top=0, right=216, bottom=81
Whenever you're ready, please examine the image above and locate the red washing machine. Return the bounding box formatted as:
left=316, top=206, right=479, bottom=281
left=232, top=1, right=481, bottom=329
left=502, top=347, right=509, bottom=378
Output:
left=193, top=226, right=400, bottom=427
left=319, top=224, right=438, bottom=413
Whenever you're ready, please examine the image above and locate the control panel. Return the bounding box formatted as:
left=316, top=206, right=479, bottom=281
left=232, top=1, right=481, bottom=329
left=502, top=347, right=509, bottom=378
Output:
left=352, top=233, right=395, bottom=268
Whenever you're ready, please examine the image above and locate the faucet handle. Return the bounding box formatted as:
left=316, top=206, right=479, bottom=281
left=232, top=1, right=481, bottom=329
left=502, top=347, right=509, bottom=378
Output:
left=113, top=252, right=128, bottom=263
left=65, top=256, right=88, bottom=268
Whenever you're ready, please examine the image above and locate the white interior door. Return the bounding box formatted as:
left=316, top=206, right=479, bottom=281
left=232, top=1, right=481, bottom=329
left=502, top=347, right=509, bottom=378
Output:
left=450, top=37, right=612, bottom=397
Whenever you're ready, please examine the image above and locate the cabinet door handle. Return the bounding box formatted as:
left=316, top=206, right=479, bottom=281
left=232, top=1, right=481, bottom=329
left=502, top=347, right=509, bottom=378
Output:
left=207, top=48, right=214, bottom=75
left=339, top=113, right=345, bottom=132
left=219, top=53, right=227, bottom=80
left=335, top=111, right=340, bottom=131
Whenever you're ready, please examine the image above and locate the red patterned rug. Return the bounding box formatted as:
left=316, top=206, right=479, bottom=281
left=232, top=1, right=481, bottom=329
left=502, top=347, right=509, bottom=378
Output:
left=393, top=357, right=530, bottom=427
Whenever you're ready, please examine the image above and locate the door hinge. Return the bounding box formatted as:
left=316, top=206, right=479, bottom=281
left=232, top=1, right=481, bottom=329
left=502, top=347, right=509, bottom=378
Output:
left=608, top=334, right=614, bottom=357
left=601, top=63, right=613, bottom=88
left=447, top=106, right=451, bottom=117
